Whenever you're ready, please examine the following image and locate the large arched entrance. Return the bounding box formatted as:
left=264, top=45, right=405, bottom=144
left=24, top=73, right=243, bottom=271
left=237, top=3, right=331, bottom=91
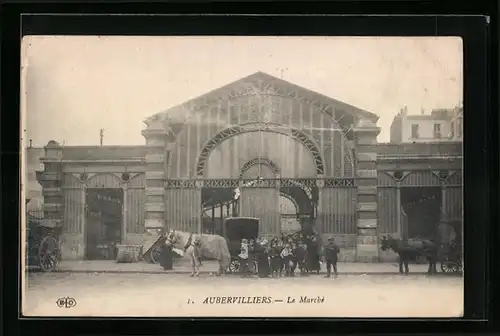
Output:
left=279, top=193, right=301, bottom=234
left=197, top=126, right=321, bottom=237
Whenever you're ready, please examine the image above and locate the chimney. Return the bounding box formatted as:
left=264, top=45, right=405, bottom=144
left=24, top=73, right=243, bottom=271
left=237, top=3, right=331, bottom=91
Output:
left=421, top=108, right=425, bottom=115
left=29, top=139, right=32, bottom=148
left=401, top=106, right=408, bottom=117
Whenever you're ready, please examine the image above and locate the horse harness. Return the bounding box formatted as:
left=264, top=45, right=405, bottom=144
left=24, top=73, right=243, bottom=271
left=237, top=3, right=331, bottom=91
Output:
left=167, top=230, right=195, bottom=252
left=184, top=233, right=195, bottom=252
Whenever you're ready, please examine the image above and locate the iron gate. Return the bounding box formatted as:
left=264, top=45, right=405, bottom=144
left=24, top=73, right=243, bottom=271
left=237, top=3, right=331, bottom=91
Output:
left=164, top=177, right=357, bottom=237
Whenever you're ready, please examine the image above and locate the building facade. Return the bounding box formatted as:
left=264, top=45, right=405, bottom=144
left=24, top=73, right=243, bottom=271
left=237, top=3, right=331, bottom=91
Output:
left=390, top=106, right=463, bottom=143
left=25, top=144, right=44, bottom=211
left=33, top=72, right=463, bottom=262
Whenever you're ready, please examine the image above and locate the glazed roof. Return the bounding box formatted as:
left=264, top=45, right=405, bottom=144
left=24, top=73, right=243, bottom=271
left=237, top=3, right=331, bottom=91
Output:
left=144, top=71, right=379, bottom=127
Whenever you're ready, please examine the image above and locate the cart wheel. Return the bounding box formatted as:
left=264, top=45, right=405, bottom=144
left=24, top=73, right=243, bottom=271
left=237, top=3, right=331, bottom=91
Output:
left=38, top=235, right=60, bottom=272
left=228, top=259, right=240, bottom=273
left=440, top=261, right=459, bottom=273
left=150, top=246, right=162, bottom=264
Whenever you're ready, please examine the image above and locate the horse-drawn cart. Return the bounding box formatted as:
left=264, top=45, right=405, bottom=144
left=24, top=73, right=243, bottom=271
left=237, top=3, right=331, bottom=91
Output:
left=26, top=200, right=61, bottom=272
left=223, top=217, right=259, bottom=273
left=440, top=242, right=462, bottom=273
left=439, top=220, right=463, bottom=273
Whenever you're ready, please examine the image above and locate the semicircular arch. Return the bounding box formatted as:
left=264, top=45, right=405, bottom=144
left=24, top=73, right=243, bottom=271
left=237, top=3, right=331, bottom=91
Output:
left=195, top=123, right=324, bottom=177
left=279, top=192, right=300, bottom=214
left=239, top=157, right=280, bottom=178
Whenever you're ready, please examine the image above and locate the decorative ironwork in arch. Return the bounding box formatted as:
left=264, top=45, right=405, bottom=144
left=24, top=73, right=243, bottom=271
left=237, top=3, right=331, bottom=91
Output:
left=377, top=171, right=396, bottom=187
left=127, top=173, right=146, bottom=188
left=239, top=157, right=280, bottom=179
left=445, top=171, right=463, bottom=186
left=196, top=123, right=325, bottom=176
left=279, top=192, right=300, bottom=213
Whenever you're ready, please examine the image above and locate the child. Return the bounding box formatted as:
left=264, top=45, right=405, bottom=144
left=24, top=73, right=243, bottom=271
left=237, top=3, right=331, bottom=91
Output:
left=238, top=238, right=249, bottom=277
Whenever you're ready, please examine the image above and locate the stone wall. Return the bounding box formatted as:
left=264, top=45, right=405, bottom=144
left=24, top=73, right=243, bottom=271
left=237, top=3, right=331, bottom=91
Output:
left=353, top=120, right=381, bottom=262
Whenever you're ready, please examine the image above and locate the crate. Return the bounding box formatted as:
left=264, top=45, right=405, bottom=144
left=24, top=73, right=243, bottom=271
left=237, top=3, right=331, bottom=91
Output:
left=116, top=244, right=143, bottom=263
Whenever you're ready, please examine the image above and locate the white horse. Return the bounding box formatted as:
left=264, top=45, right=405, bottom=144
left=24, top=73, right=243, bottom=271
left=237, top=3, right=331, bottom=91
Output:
left=165, top=229, right=231, bottom=277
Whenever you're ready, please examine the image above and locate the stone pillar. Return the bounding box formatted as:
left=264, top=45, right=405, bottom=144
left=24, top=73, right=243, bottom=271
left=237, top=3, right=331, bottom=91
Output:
left=141, top=116, right=168, bottom=235
left=122, top=182, right=128, bottom=242
left=441, top=184, right=447, bottom=221
left=36, top=141, right=64, bottom=229
left=396, top=182, right=401, bottom=238
left=353, top=119, right=381, bottom=262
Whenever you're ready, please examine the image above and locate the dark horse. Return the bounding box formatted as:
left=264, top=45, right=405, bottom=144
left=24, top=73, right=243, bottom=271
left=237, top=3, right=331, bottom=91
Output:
left=380, top=235, right=438, bottom=274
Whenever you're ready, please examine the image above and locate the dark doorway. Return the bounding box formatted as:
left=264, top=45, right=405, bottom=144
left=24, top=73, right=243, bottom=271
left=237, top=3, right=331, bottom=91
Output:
left=202, top=188, right=234, bottom=235
left=85, top=188, right=123, bottom=260
left=401, top=187, right=441, bottom=239
left=280, top=186, right=317, bottom=234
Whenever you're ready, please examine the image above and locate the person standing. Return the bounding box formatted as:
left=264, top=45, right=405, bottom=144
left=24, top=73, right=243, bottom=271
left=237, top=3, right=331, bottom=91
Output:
left=295, top=242, right=308, bottom=276
left=160, top=239, right=174, bottom=270
left=248, top=239, right=256, bottom=274
left=290, top=243, right=299, bottom=277
left=269, top=239, right=282, bottom=278
left=238, top=239, right=249, bottom=277
left=280, top=243, right=292, bottom=277
left=255, top=239, right=270, bottom=278
left=324, top=237, right=340, bottom=278
left=306, top=235, right=320, bottom=274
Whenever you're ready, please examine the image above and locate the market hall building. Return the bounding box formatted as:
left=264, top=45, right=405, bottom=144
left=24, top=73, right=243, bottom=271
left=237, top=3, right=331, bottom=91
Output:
left=34, top=72, right=463, bottom=262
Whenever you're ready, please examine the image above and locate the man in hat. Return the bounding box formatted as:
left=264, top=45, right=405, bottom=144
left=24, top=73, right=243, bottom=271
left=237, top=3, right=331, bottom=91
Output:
left=323, top=237, right=340, bottom=278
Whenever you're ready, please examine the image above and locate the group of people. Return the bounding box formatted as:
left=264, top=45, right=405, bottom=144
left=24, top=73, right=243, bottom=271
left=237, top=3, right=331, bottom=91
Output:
left=238, top=232, right=340, bottom=278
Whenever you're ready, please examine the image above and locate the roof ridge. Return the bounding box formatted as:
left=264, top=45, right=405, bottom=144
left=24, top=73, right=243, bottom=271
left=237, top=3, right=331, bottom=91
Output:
left=145, top=71, right=379, bottom=125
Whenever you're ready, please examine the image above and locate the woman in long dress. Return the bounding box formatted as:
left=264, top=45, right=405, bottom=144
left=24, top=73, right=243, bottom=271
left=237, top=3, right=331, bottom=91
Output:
left=255, top=239, right=270, bottom=278
left=306, top=235, right=320, bottom=274
left=160, top=240, right=174, bottom=270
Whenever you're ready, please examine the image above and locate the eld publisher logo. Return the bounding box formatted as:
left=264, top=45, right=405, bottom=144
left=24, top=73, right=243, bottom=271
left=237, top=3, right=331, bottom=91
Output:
left=56, top=297, right=77, bottom=308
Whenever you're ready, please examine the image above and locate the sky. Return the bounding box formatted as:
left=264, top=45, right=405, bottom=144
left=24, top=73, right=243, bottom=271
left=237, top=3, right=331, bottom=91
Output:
left=21, top=36, right=463, bottom=146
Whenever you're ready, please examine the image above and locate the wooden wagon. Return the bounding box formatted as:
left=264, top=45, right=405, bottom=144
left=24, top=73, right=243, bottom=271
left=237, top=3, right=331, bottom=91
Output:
left=26, top=199, right=61, bottom=272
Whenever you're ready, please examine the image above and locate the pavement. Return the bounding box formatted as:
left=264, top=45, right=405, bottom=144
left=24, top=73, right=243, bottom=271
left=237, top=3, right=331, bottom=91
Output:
left=33, top=259, right=456, bottom=275
left=23, top=272, right=464, bottom=317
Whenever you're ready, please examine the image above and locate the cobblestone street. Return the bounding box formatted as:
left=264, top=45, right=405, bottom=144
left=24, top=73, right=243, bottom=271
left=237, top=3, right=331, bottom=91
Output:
left=23, top=272, right=463, bottom=318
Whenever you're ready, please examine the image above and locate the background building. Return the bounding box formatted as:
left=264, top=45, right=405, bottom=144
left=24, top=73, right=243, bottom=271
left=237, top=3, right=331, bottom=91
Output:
left=449, top=105, right=463, bottom=141
left=25, top=141, right=44, bottom=211
left=390, top=106, right=463, bottom=143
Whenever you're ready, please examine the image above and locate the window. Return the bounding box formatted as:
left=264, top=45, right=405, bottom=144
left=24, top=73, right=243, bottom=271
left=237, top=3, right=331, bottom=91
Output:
left=411, top=124, right=419, bottom=139
left=433, top=124, right=441, bottom=139
left=450, top=122, right=455, bottom=138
